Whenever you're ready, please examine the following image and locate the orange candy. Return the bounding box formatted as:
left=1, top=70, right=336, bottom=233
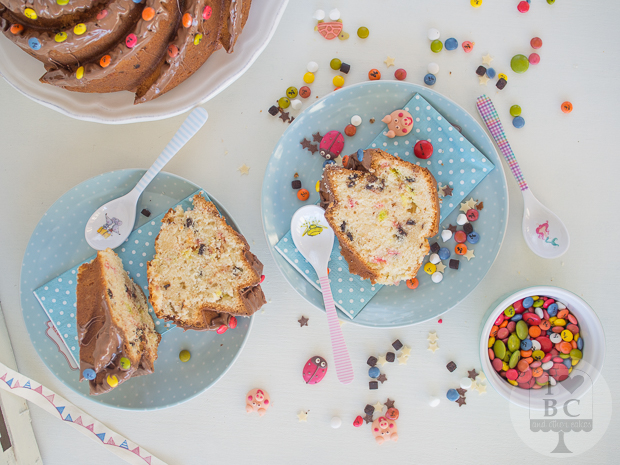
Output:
left=520, top=350, right=532, bottom=358
left=557, top=309, right=569, bottom=319
left=182, top=13, right=193, bottom=28
left=559, top=342, right=572, bottom=354
left=99, top=55, right=111, bottom=68
left=532, top=367, right=544, bottom=378
left=297, top=189, right=309, bottom=201
left=368, top=69, right=381, bottom=80
left=341, top=155, right=349, bottom=166
left=142, top=7, right=155, bottom=21
left=499, top=320, right=508, bottom=328
left=455, top=244, right=467, bottom=255
left=406, top=278, right=419, bottom=289
left=490, top=325, right=499, bottom=338
left=571, top=340, right=577, bottom=349
left=539, top=320, right=551, bottom=331
left=167, top=44, right=179, bottom=58
left=10, top=24, right=24, bottom=34
left=524, top=357, right=534, bottom=365
left=528, top=326, right=541, bottom=338
left=517, top=359, right=529, bottom=372
left=561, top=101, right=573, bottom=113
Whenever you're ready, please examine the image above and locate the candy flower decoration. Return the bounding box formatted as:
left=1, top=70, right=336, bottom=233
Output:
left=381, top=110, right=414, bottom=138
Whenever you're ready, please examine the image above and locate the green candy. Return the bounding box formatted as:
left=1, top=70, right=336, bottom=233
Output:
left=560, top=353, right=570, bottom=359
left=508, top=334, right=521, bottom=353
left=516, top=320, right=529, bottom=340
left=503, top=351, right=512, bottom=363
left=493, top=340, right=506, bottom=360
left=510, top=105, right=522, bottom=117
left=330, top=58, right=342, bottom=70
left=547, top=0, right=555, bottom=3
left=286, top=86, right=298, bottom=99
left=504, top=305, right=515, bottom=317
left=533, top=299, right=544, bottom=307
left=278, top=97, right=290, bottom=109
left=430, top=40, right=443, bottom=53
left=357, top=27, right=369, bottom=39
left=570, top=349, right=583, bottom=360
left=509, top=351, right=521, bottom=369
left=510, top=54, right=529, bottom=74
left=536, top=378, right=549, bottom=386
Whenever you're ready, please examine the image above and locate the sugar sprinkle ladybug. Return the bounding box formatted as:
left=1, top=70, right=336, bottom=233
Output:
left=319, top=130, right=345, bottom=160
left=302, top=355, right=328, bottom=384
left=381, top=110, right=414, bottom=138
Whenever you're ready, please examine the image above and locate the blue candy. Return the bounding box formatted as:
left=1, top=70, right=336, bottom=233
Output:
left=513, top=116, right=525, bottom=128
left=83, top=368, right=96, bottom=380
left=486, top=68, right=497, bottom=79
left=323, top=159, right=336, bottom=167
left=28, top=38, right=41, bottom=51
left=424, top=74, right=436, bottom=86
left=563, top=359, right=572, bottom=369
left=438, top=247, right=450, bottom=260
left=445, top=38, right=458, bottom=51
left=520, top=339, right=532, bottom=351
left=511, top=314, right=523, bottom=322
left=357, top=148, right=364, bottom=161
left=523, top=297, right=534, bottom=308
left=578, top=337, right=584, bottom=350
left=467, top=232, right=480, bottom=244
left=368, top=367, right=380, bottom=378
left=446, top=388, right=459, bottom=402
left=547, top=303, right=558, bottom=316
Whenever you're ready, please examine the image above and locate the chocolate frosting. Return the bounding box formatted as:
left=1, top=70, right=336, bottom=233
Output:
left=1, top=0, right=107, bottom=23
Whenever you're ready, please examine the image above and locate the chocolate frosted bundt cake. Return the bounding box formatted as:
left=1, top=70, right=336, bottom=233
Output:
left=0, top=0, right=251, bottom=103
left=320, top=149, right=440, bottom=285
left=76, top=248, right=161, bottom=395
left=147, top=194, right=266, bottom=331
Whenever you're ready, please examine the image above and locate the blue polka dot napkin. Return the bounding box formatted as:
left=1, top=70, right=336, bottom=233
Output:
left=275, top=93, right=495, bottom=319
left=33, top=190, right=207, bottom=364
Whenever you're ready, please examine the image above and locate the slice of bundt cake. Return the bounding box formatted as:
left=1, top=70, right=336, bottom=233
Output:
left=147, top=194, right=266, bottom=331
left=76, top=248, right=161, bottom=395
left=320, top=149, right=440, bottom=285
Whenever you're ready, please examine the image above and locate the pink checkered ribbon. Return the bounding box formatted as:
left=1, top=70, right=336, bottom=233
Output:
left=319, top=276, right=354, bottom=384
left=476, top=95, right=529, bottom=191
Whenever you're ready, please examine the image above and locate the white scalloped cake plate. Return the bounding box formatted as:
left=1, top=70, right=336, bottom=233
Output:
left=20, top=170, right=253, bottom=410
left=262, top=81, right=509, bottom=328
left=0, top=0, right=288, bottom=124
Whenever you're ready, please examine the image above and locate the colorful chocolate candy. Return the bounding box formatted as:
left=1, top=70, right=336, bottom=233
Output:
left=488, top=296, right=583, bottom=389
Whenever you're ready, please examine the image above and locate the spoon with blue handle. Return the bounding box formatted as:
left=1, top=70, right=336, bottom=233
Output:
left=85, top=107, right=208, bottom=250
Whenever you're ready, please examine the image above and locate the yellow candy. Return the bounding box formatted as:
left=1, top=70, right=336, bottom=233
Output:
left=572, top=358, right=579, bottom=366
left=508, top=379, right=518, bottom=386
left=574, top=333, right=580, bottom=340
left=74, top=23, right=86, bottom=35
left=561, top=329, right=573, bottom=342
left=470, top=0, right=482, bottom=7
left=119, top=357, right=131, bottom=370
left=57, top=0, right=70, bottom=5
left=179, top=350, right=191, bottom=362
left=549, top=316, right=557, bottom=323
left=498, top=73, right=508, bottom=81
left=568, top=367, right=573, bottom=374
left=194, top=33, right=202, bottom=45
left=24, top=8, right=37, bottom=19
left=532, top=350, right=544, bottom=361
left=76, top=66, right=85, bottom=80
left=531, top=296, right=539, bottom=300
left=424, top=262, right=436, bottom=275
left=502, top=361, right=509, bottom=371
left=303, top=72, right=315, bottom=84
left=488, top=336, right=495, bottom=348
left=106, top=375, right=118, bottom=388
left=554, top=318, right=567, bottom=326
left=333, top=75, right=345, bottom=87
left=315, top=181, right=320, bottom=192
left=55, top=32, right=67, bottom=43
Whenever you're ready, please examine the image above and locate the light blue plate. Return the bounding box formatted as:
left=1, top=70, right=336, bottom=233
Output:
left=20, top=170, right=253, bottom=410
left=261, top=81, right=509, bottom=327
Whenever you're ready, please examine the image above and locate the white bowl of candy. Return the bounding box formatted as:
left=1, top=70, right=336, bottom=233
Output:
left=479, top=286, right=605, bottom=410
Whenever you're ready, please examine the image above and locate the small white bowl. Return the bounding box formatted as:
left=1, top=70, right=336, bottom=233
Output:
left=479, top=286, right=605, bottom=410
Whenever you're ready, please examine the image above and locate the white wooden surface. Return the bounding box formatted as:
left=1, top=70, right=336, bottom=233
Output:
left=0, top=0, right=618, bottom=463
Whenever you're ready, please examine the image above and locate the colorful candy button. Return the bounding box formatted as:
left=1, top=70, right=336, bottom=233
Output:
left=179, top=350, right=191, bottom=362
left=74, top=23, right=87, bottom=35
left=531, top=37, right=543, bottom=49
left=510, top=105, right=522, bottom=117
left=106, top=375, right=119, bottom=388
left=561, top=330, right=573, bottom=342
left=424, top=74, right=436, bottom=86
left=414, top=140, right=433, bottom=159
left=454, top=231, right=467, bottom=244
left=55, top=32, right=68, bottom=42
left=394, top=68, right=407, bottom=80
left=517, top=1, right=529, bottom=12
left=424, top=262, right=436, bottom=275
left=28, top=38, right=41, bottom=50
left=455, top=244, right=467, bottom=255
left=57, top=0, right=70, bottom=4
left=330, top=58, right=341, bottom=70
left=357, top=26, right=369, bottom=39
left=24, top=8, right=37, bottom=20
left=194, top=33, right=203, bottom=45
left=97, top=9, right=108, bottom=20
left=511, top=54, right=529, bottom=73
left=76, top=66, right=85, bottom=79
left=430, top=40, right=443, bottom=53
left=368, top=366, right=380, bottom=378
left=10, top=24, right=24, bottom=35
left=303, top=72, right=315, bottom=83
left=333, top=75, right=345, bottom=87
left=182, top=13, right=193, bottom=28
left=446, top=389, right=459, bottom=401
left=344, top=124, right=356, bottom=137
left=561, top=101, right=573, bottom=113
left=203, top=5, right=213, bottom=20
left=286, top=86, right=298, bottom=99
left=278, top=97, right=290, bottom=109
left=83, top=368, right=96, bottom=380
left=368, top=69, right=381, bottom=80
left=504, top=306, right=516, bottom=318
left=486, top=68, right=496, bottom=79
left=299, top=86, right=311, bottom=98
left=168, top=44, right=179, bottom=58
left=498, top=73, right=508, bottom=81
left=466, top=209, right=479, bottom=222
left=119, top=357, right=131, bottom=370
left=438, top=247, right=450, bottom=260
left=444, top=38, right=458, bottom=51
left=529, top=53, right=540, bottom=65
left=406, top=277, right=419, bottom=289
left=462, top=41, right=474, bottom=53
left=126, top=33, right=137, bottom=48
left=466, top=232, right=480, bottom=244
left=513, top=116, right=525, bottom=129
left=470, top=0, right=482, bottom=8
left=297, top=189, right=309, bottom=201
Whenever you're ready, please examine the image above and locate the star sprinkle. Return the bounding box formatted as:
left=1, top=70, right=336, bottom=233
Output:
left=476, top=372, right=486, bottom=383
left=363, top=413, right=374, bottom=424
left=478, top=74, right=490, bottom=86
left=307, top=143, right=318, bottom=154
left=339, top=320, right=345, bottom=327
left=373, top=401, right=384, bottom=412
left=427, top=342, right=439, bottom=353
left=238, top=164, right=250, bottom=175
left=470, top=380, right=478, bottom=391
left=397, top=353, right=409, bottom=365
left=384, top=399, right=395, bottom=409
left=400, top=346, right=411, bottom=357
left=300, top=138, right=313, bottom=150
left=427, top=331, right=439, bottom=343
left=476, top=383, right=487, bottom=394
left=435, top=261, right=446, bottom=273
left=456, top=388, right=467, bottom=396
left=312, top=132, right=323, bottom=143
left=384, top=56, right=395, bottom=67
left=459, top=202, right=470, bottom=213
left=298, top=316, right=309, bottom=327
left=456, top=396, right=467, bottom=407
left=465, top=198, right=477, bottom=210
left=447, top=224, right=457, bottom=234
left=464, top=248, right=475, bottom=261
left=443, top=185, right=453, bottom=196
left=377, top=355, right=388, bottom=366
left=468, top=369, right=479, bottom=380
left=297, top=411, right=308, bottom=422
left=377, top=373, right=388, bottom=384
left=279, top=111, right=290, bottom=122
left=482, top=53, right=493, bottom=66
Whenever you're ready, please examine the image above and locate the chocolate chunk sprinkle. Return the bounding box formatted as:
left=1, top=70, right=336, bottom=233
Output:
left=291, top=180, right=302, bottom=189
left=367, top=355, right=378, bottom=367
left=446, top=361, right=457, bottom=372
left=463, top=223, right=474, bottom=234
left=476, top=65, right=487, bottom=76
left=449, top=259, right=460, bottom=270
left=268, top=105, right=279, bottom=116
left=141, top=208, right=151, bottom=217
left=198, top=244, right=206, bottom=255
left=392, top=339, right=403, bottom=351
left=430, top=242, right=440, bottom=254
left=364, top=404, right=375, bottom=415
left=386, top=352, right=395, bottom=362
left=369, top=381, right=379, bottom=390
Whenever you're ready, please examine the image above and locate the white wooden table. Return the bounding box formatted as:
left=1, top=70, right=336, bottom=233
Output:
left=0, top=1, right=618, bottom=463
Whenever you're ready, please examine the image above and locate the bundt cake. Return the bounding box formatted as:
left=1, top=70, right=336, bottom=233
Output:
left=0, top=0, right=251, bottom=103
left=147, top=194, right=266, bottom=331
left=319, top=149, right=440, bottom=285
left=76, top=248, right=161, bottom=396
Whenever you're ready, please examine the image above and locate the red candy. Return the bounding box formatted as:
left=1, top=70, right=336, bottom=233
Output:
left=344, top=124, right=356, bottom=137
left=229, top=316, right=238, bottom=329
left=536, top=336, right=553, bottom=352
left=497, top=328, right=509, bottom=339
left=97, top=9, right=108, bottom=20
left=543, top=298, right=554, bottom=309
left=517, top=368, right=532, bottom=383
left=394, top=68, right=407, bottom=80
left=414, top=140, right=433, bottom=159
left=454, top=231, right=467, bottom=243
left=466, top=209, right=479, bottom=222
left=299, top=86, right=311, bottom=98
left=353, top=416, right=363, bottom=427
left=517, top=1, right=529, bottom=13
left=125, top=33, right=137, bottom=48
left=506, top=369, right=518, bottom=380
left=494, top=314, right=505, bottom=325
left=492, top=358, right=503, bottom=371
left=513, top=299, right=524, bottom=313
left=203, top=5, right=212, bottom=20
left=216, top=324, right=228, bottom=334
left=522, top=313, right=541, bottom=326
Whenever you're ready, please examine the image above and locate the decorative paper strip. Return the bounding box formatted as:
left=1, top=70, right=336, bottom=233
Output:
left=0, top=361, right=167, bottom=465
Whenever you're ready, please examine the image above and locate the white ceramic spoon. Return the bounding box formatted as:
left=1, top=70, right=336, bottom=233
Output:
left=476, top=96, right=569, bottom=259
left=85, top=107, right=208, bottom=250
left=291, top=205, right=354, bottom=385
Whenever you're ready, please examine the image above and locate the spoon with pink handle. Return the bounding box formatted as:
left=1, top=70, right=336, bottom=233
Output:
left=290, top=205, right=354, bottom=385
left=476, top=95, right=569, bottom=259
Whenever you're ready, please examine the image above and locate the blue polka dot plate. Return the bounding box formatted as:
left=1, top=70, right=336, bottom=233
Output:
left=20, top=170, right=253, bottom=409
left=261, top=81, right=509, bottom=327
